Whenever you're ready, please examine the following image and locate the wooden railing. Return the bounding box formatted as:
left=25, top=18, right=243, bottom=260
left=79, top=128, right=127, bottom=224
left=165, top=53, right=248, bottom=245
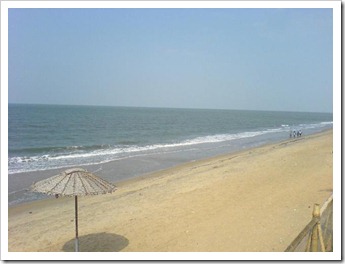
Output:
left=285, top=195, right=333, bottom=252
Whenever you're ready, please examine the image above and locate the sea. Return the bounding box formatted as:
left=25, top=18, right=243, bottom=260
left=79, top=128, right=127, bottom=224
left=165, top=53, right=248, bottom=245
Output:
left=8, top=104, right=333, bottom=205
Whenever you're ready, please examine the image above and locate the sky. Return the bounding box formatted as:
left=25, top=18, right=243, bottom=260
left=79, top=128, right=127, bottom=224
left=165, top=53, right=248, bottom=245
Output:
left=8, top=7, right=333, bottom=113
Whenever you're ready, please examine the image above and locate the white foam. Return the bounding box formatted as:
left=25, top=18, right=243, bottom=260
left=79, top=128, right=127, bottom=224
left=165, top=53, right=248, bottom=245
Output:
left=8, top=129, right=277, bottom=171
left=320, top=121, right=333, bottom=125
left=8, top=121, right=333, bottom=174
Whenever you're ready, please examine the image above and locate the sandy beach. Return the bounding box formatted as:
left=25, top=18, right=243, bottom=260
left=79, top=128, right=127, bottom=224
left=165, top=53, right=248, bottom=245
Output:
left=8, top=129, right=333, bottom=252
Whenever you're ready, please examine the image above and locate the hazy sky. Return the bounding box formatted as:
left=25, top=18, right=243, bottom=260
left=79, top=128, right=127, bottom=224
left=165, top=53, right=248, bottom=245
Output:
left=8, top=8, right=333, bottom=113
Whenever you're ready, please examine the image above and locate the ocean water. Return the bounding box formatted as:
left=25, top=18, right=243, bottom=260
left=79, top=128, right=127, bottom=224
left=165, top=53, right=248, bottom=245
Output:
left=8, top=104, right=332, bottom=205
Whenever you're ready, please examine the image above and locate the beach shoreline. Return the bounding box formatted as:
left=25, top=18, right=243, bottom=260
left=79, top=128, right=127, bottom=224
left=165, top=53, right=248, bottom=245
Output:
left=8, top=129, right=333, bottom=252
left=8, top=127, right=333, bottom=207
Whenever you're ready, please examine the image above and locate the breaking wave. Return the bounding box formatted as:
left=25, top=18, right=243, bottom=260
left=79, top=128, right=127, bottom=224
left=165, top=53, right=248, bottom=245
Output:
left=8, top=121, right=332, bottom=174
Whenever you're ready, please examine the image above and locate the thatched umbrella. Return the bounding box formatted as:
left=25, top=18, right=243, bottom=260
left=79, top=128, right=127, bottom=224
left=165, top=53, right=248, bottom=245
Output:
left=31, top=168, right=116, bottom=252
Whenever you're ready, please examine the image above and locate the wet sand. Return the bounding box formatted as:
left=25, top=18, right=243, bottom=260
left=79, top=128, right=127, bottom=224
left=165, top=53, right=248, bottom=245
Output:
left=8, top=129, right=333, bottom=252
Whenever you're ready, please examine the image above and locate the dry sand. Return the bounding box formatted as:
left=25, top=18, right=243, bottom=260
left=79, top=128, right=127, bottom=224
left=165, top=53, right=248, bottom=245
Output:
left=8, top=130, right=333, bottom=252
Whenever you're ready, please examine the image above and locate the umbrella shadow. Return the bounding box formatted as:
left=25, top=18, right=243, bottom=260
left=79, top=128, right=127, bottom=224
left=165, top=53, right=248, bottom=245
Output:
left=62, top=232, right=129, bottom=252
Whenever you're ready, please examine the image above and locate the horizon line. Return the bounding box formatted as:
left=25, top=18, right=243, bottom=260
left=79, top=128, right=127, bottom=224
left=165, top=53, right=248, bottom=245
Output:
left=8, top=102, right=333, bottom=115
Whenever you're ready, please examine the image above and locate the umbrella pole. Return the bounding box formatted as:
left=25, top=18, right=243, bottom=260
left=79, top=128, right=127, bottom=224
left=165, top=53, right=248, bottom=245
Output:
left=75, top=196, right=79, bottom=252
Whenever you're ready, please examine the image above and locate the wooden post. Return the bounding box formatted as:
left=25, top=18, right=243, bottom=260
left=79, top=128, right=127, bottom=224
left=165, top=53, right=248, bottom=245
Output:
left=75, top=196, right=79, bottom=252
left=311, top=204, right=320, bottom=252
left=317, top=223, right=326, bottom=252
